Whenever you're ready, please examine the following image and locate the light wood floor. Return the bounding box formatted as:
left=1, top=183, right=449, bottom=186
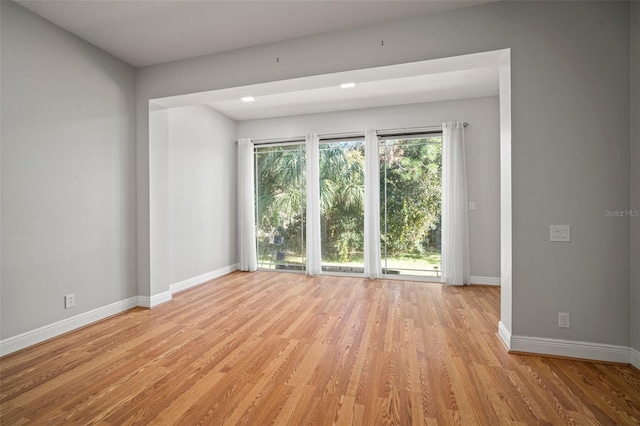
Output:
left=1, top=272, right=639, bottom=425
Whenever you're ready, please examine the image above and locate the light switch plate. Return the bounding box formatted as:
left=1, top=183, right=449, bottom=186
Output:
left=550, top=225, right=570, bottom=242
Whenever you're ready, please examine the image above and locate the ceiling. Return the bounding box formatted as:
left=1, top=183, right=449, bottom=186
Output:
left=154, top=51, right=503, bottom=121
left=208, top=67, right=499, bottom=121
left=17, top=0, right=500, bottom=120
left=16, top=0, right=494, bottom=68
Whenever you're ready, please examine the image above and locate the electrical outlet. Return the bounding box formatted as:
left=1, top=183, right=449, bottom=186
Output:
left=558, top=312, right=570, bottom=328
left=65, top=294, right=75, bottom=309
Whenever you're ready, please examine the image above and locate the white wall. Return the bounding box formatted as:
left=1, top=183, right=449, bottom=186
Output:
left=1, top=2, right=137, bottom=338
left=168, top=105, right=237, bottom=284
left=630, top=2, right=640, bottom=356
left=137, top=1, right=632, bottom=349
left=238, top=97, right=501, bottom=279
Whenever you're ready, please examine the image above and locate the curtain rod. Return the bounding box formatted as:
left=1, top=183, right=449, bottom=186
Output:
left=239, top=122, right=469, bottom=146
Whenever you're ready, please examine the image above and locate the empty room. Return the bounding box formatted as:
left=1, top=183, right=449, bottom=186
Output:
left=1, top=0, right=639, bottom=424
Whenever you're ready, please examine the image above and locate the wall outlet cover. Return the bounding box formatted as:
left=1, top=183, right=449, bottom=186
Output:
left=550, top=225, right=570, bottom=242
left=558, top=312, right=570, bottom=328
left=65, top=294, right=75, bottom=309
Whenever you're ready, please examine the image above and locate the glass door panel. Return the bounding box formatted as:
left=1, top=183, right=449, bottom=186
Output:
left=319, top=140, right=365, bottom=273
left=380, top=136, right=442, bottom=277
left=255, top=144, right=306, bottom=271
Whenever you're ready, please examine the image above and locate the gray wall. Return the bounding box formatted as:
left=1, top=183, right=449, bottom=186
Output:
left=148, top=103, right=170, bottom=298
left=168, top=105, right=237, bottom=284
left=630, top=2, right=640, bottom=354
left=137, top=1, right=631, bottom=346
left=1, top=0, right=632, bottom=352
left=1, top=2, right=137, bottom=338
left=238, top=97, right=501, bottom=279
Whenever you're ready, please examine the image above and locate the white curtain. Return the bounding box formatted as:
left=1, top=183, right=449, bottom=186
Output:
left=441, top=122, right=470, bottom=285
left=364, top=129, right=382, bottom=279
left=238, top=138, right=257, bottom=272
left=306, top=134, right=322, bottom=275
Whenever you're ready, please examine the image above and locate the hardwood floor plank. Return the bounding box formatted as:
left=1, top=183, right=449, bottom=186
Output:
left=332, top=394, right=356, bottom=426
left=151, top=370, right=227, bottom=425
left=223, top=339, right=299, bottom=424
left=276, top=384, right=317, bottom=425
left=1, top=271, right=639, bottom=425
left=472, top=365, right=520, bottom=424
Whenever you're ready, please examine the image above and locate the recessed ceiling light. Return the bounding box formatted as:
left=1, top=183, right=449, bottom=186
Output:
left=241, top=96, right=255, bottom=102
left=340, top=83, right=356, bottom=89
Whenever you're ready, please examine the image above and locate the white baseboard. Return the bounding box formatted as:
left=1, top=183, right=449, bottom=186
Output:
left=498, top=321, right=511, bottom=349
left=0, top=265, right=240, bottom=356
left=0, top=296, right=139, bottom=357
left=170, top=263, right=239, bottom=294
left=631, top=347, right=640, bottom=370
left=137, top=290, right=172, bottom=308
left=510, top=335, right=632, bottom=364
left=471, top=276, right=501, bottom=286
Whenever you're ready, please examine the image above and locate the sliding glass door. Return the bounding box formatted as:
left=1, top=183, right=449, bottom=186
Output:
left=319, top=140, right=365, bottom=273
left=255, top=144, right=306, bottom=271
left=253, top=134, right=442, bottom=279
left=380, top=136, right=443, bottom=277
